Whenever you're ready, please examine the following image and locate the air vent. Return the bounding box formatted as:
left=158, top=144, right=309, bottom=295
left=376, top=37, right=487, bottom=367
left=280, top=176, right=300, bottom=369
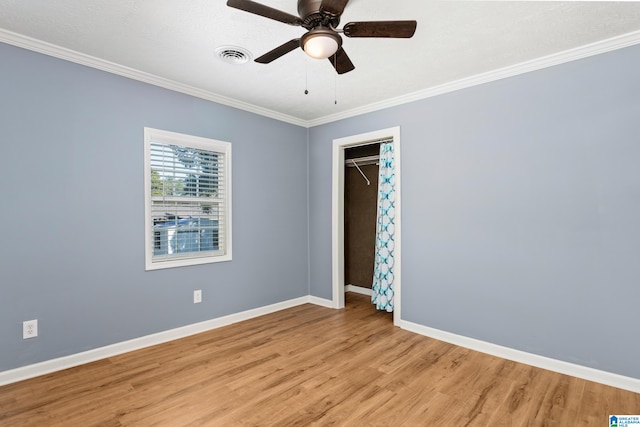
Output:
left=215, top=46, right=252, bottom=65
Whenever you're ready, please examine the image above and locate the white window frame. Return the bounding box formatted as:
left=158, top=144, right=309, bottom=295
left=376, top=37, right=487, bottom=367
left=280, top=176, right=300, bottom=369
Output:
left=144, top=128, right=232, bottom=270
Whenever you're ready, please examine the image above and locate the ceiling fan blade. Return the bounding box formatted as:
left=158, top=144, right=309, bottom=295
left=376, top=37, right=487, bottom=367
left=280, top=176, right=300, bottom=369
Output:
left=343, top=20, right=417, bottom=38
left=320, top=0, right=350, bottom=16
left=226, top=0, right=303, bottom=26
left=329, top=47, right=355, bottom=74
left=255, top=39, right=301, bottom=63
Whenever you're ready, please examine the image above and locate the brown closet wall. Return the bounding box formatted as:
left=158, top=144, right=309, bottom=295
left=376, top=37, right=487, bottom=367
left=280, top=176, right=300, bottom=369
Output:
left=344, top=144, right=380, bottom=289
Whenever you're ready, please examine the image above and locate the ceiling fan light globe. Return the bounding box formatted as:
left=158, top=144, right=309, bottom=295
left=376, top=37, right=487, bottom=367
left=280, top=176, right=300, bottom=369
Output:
left=304, top=35, right=339, bottom=59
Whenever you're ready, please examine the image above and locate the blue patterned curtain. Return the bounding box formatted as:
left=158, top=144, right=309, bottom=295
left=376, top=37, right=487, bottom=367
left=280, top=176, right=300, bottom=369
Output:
left=372, top=142, right=396, bottom=312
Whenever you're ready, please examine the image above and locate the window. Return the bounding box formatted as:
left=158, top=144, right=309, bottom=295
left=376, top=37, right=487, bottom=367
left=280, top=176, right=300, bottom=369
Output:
left=144, top=128, right=231, bottom=270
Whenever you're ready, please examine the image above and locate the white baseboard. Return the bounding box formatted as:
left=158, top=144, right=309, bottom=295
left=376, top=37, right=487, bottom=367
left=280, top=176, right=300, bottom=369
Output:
left=308, top=295, right=336, bottom=309
left=0, top=296, right=311, bottom=387
left=5, top=297, right=638, bottom=394
left=399, top=320, right=640, bottom=394
left=345, top=285, right=373, bottom=296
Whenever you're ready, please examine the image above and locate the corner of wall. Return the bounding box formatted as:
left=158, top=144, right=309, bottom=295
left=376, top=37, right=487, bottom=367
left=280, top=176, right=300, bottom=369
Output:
left=306, top=127, right=312, bottom=297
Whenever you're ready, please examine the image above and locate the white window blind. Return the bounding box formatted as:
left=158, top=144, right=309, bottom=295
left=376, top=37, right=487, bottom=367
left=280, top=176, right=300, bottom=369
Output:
left=144, top=128, right=232, bottom=270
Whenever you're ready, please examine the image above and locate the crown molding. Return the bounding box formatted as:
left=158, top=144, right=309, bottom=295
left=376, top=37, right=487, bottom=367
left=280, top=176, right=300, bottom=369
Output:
left=307, top=29, right=640, bottom=127
left=2, top=28, right=640, bottom=129
left=0, top=28, right=307, bottom=128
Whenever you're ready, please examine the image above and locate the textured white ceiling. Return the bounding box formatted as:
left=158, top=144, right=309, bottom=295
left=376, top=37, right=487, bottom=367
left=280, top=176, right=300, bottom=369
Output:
left=1, top=1, right=640, bottom=124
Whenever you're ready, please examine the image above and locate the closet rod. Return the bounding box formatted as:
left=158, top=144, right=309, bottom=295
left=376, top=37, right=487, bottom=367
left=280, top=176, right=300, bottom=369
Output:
left=344, top=155, right=379, bottom=166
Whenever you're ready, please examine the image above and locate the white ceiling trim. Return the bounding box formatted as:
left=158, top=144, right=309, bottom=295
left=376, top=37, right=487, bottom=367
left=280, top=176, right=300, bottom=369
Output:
left=0, top=28, right=307, bottom=127
left=307, top=29, right=640, bottom=127
left=2, top=28, right=640, bottom=129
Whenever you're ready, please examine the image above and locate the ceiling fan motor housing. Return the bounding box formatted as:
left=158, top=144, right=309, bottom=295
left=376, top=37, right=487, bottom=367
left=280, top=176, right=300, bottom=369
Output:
left=298, top=0, right=322, bottom=18
left=298, top=0, right=340, bottom=29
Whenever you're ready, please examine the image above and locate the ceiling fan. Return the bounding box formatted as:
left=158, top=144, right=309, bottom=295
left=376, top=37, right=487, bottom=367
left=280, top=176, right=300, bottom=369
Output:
left=226, top=0, right=417, bottom=74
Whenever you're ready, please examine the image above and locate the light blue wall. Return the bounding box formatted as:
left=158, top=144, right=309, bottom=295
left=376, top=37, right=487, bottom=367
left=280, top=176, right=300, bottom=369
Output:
left=309, top=45, right=640, bottom=379
left=2, top=39, right=640, bottom=381
left=0, top=43, right=309, bottom=372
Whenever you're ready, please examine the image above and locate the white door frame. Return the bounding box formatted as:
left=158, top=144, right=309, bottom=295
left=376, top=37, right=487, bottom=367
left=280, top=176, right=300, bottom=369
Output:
left=331, top=126, right=402, bottom=325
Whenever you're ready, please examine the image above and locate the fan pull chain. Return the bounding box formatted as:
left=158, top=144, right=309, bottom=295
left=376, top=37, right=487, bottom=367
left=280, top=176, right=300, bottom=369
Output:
left=334, top=55, right=338, bottom=105
left=304, top=58, right=309, bottom=95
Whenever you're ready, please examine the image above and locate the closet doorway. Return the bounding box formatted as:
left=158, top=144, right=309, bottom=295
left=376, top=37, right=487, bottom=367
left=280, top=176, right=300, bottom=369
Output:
left=344, top=144, right=380, bottom=296
left=331, top=127, right=401, bottom=325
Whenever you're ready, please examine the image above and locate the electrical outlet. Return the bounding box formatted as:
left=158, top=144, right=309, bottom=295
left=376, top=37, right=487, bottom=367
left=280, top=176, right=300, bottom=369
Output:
left=23, top=319, right=38, bottom=339
left=193, top=290, right=202, bottom=304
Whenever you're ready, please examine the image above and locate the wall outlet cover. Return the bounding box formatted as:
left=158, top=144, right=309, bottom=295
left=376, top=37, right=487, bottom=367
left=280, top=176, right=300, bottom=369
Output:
left=23, top=319, right=38, bottom=339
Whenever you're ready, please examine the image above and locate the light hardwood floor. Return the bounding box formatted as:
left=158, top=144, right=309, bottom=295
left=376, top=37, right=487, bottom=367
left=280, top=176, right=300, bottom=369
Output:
left=1, top=293, right=638, bottom=426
